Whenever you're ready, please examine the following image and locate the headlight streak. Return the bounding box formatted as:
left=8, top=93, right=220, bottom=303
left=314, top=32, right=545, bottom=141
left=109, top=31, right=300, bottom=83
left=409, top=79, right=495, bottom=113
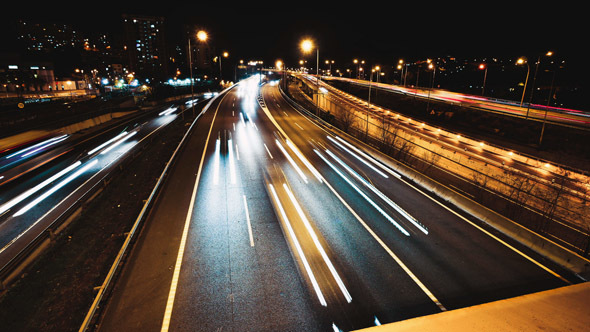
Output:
left=374, top=316, right=382, bottom=326
left=268, top=184, right=327, bottom=307
left=5, top=134, right=68, bottom=159
left=314, top=149, right=410, bottom=237
left=20, top=135, right=69, bottom=158
left=285, top=139, right=323, bottom=183
left=275, top=139, right=308, bottom=184
left=87, top=131, right=128, bottom=155
left=4, top=135, right=66, bottom=159
left=334, top=136, right=401, bottom=179
left=325, top=149, right=428, bottom=235
left=0, top=160, right=82, bottom=215
left=13, top=159, right=98, bottom=217
left=213, top=138, right=221, bottom=185
left=283, top=183, right=352, bottom=303
left=327, top=136, right=389, bottom=178
left=100, top=131, right=137, bottom=155
left=158, top=106, right=178, bottom=116
left=228, top=138, right=237, bottom=184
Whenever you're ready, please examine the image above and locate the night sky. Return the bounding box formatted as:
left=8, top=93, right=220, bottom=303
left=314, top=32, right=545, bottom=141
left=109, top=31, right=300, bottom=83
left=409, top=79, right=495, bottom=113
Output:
left=0, top=2, right=585, bottom=69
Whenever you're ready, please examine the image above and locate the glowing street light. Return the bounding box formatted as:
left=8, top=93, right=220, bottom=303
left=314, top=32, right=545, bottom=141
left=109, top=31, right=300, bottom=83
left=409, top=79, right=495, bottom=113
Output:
left=301, top=38, right=320, bottom=115
left=189, top=30, right=208, bottom=116
left=479, top=63, right=488, bottom=96
left=197, top=30, right=208, bottom=42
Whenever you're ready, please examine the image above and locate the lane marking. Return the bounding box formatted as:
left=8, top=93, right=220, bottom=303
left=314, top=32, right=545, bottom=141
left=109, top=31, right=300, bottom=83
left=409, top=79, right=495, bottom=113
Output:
left=398, top=176, right=572, bottom=284
left=317, top=158, right=447, bottom=311
left=315, top=149, right=410, bottom=237
left=160, top=92, right=227, bottom=332
left=325, top=148, right=427, bottom=235
left=263, top=143, right=273, bottom=159
left=260, top=85, right=444, bottom=310
left=295, top=122, right=304, bottom=130
left=243, top=195, right=255, bottom=247
left=283, top=183, right=352, bottom=303
left=269, top=85, right=571, bottom=285
left=269, top=184, right=327, bottom=307
left=275, top=139, right=308, bottom=184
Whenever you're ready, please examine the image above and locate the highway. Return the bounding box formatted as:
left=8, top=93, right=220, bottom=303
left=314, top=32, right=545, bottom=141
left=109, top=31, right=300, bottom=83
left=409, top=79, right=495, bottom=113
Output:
left=0, top=97, right=207, bottom=279
left=296, top=73, right=590, bottom=252
left=93, top=76, right=580, bottom=332
left=323, top=76, right=590, bottom=128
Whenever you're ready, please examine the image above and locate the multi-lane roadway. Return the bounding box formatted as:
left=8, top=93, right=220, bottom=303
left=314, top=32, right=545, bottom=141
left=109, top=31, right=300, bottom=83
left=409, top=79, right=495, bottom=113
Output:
left=0, top=97, right=208, bottom=281
left=324, top=76, right=590, bottom=128
left=91, top=76, right=580, bottom=332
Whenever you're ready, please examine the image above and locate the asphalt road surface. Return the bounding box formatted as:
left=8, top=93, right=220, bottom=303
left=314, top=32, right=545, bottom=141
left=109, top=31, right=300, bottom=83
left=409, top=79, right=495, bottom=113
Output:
left=94, top=76, right=579, bottom=332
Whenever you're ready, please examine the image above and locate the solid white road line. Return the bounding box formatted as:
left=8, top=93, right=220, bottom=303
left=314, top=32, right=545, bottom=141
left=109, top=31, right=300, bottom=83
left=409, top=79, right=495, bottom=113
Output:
left=243, top=195, right=255, bottom=247
left=160, top=92, right=227, bottom=332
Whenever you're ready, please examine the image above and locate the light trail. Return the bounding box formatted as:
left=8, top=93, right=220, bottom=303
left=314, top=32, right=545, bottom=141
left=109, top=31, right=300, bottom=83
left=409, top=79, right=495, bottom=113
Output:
left=228, top=138, right=237, bottom=184
left=325, top=149, right=428, bottom=235
left=285, top=139, right=323, bottom=183
left=283, top=183, right=352, bottom=303
left=276, top=139, right=308, bottom=184
left=333, top=136, right=400, bottom=179
left=0, top=161, right=82, bottom=215
left=213, top=138, right=221, bottom=185
left=14, top=159, right=98, bottom=217
left=5, top=134, right=68, bottom=159
left=87, top=131, right=128, bottom=155
left=269, top=184, right=327, bottom=307
left=314, top=149, right=410, bottom=237
left=100, top=131, right=137, bottom=155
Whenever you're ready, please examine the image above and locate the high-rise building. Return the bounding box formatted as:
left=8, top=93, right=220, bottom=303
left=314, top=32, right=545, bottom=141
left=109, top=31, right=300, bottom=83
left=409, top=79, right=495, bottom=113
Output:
left=122, top=14, right=169, bottom=82
left=16, top=20, right=81, bottom=52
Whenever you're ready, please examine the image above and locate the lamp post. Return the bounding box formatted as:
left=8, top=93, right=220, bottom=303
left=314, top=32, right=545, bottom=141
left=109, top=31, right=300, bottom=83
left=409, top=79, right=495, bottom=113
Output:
left=188, top=30, right=208, bottom=117
left=301, top=38, right=320, bottom=116
left=516, top=57, right=530, bottom=109
left=426, top=62, right=436, bottom=113
left=479, top=63, right=488, bottom=96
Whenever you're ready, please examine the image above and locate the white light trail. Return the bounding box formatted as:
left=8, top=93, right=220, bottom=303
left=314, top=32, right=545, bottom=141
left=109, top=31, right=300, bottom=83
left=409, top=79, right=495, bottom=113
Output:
left=100, top=131, right=137, bottom=155
left=285, top=139, right=323, bottom=183
left=325, top=149, right=428, bottom=235
left=228, top=139, right=237, bottom=184
left=213, top=138, right=221, bottom=185
left=276, top=139, right=308, bottom=184
left=283, top=183, right=351, bottom=303
left=314, top=149, right=410, bottom=236
left=159, top=106, right=177, bottom=116
left=374, top=316, right=382, bottom=326
left=269, top=184, right=326, bottom=306
left=0, top=160, right=82, bottom=215
left=334, top=136, right=401, bottom=179
left=14, top=159, right=98, bottom=217
left=5, top=134, right=68, bottom=159
left=87, top=131, right=128, bottom=155
left=20, top=135, right=69, bottom=158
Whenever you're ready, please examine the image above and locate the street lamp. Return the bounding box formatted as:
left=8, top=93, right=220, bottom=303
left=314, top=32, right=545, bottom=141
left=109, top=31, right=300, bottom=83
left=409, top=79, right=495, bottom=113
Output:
left=301, top=38, right=320, bottom=115
left=188, top=30, right=208, bottom=117
left=426, top=62, right=436, bottom=112
left=516, top=57, right=530, bottom=109
left=479, top=63, right=488, bottom=96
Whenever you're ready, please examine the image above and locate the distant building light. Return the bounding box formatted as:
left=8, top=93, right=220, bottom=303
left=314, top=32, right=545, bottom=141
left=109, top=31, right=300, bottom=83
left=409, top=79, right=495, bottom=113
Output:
left=30, top=66, right=39, bottom=70
left=8, top=65, right=18, bottom=70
